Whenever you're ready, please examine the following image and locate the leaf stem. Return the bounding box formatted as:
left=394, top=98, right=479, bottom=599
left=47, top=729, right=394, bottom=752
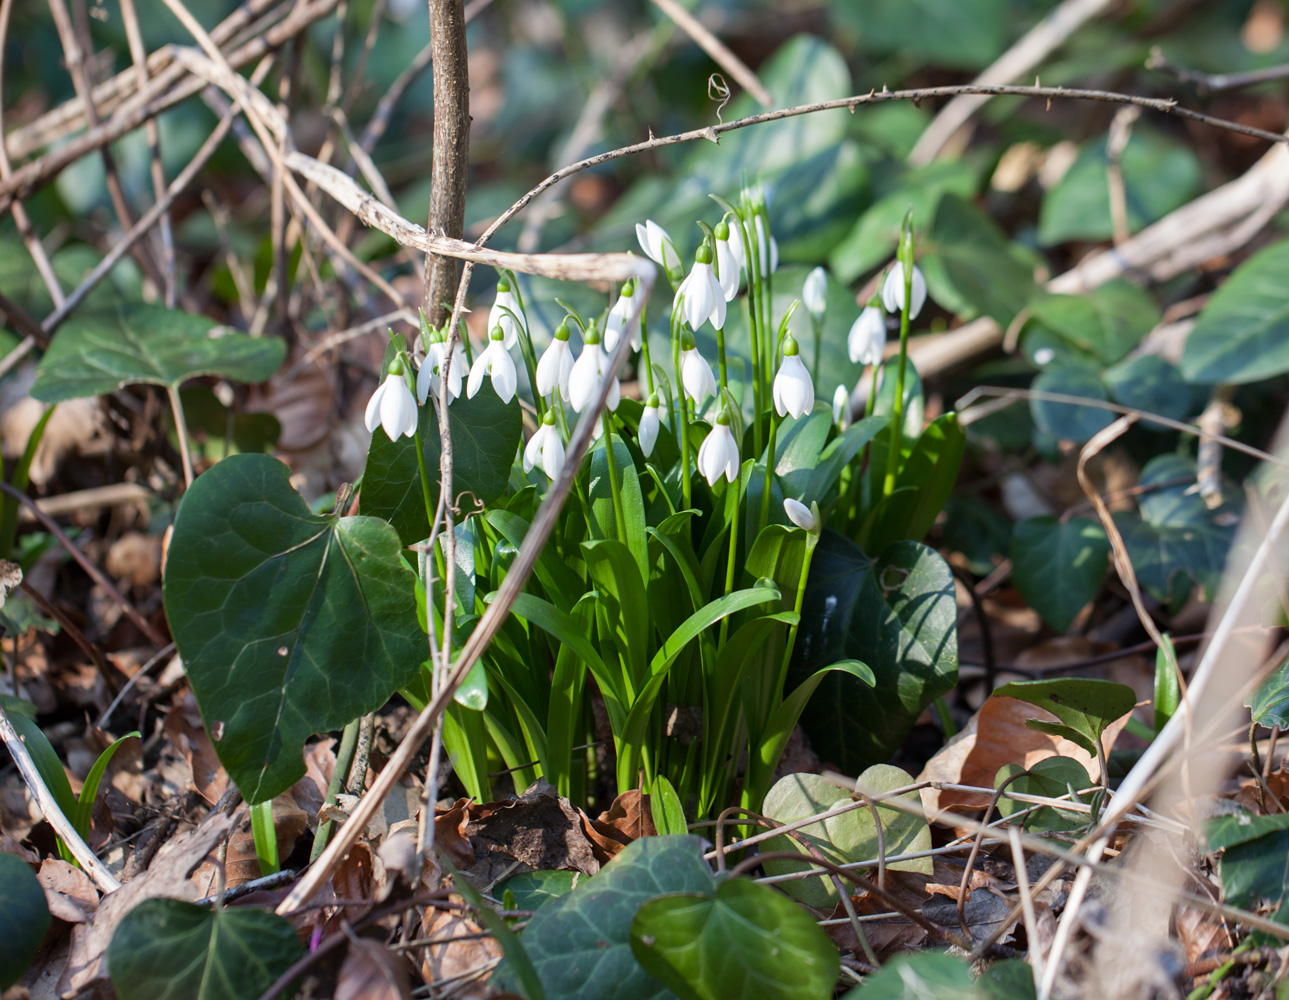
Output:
left=167, top=385, right=195, bottom=488
left=601, top=412, right=629, bottom=546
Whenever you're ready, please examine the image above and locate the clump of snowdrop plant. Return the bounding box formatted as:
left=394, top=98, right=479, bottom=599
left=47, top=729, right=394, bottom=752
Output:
left=359, top=201, right=956, bottom=828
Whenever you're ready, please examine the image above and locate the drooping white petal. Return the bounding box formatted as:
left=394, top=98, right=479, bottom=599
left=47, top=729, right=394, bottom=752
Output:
left=364, top=379, right=389, bottom=434
left=802, top=267, right=827, bottom=318
left=540, top=428, right=565, bottom=479
left=716, top=236, right=742, bottom=302
left=638, top=403, right=660, bottom=457
left=635, top=220, right=673, bottom=266
left=784, top=498, right=817, bottom=531
left=467, top=340, right=517, bottom=403
left=675, top=261, right=721, bottom=331
left=567, top=340, right=618, bottom=413
left=535, top=338, right=573, bottom=399
left=466, top=345, right=490, bottom=399
left=488, top=288, right=524, bottom=349
left=832, top=383, right=850, bottom=430
left=772, top=353, right=815, bottom=419
left=378, top=375, right=419, bottom=440
left=417, top=342, right=465, bottom=403
left=880, top=262, right=928, bottom=320
left=603, top=292, right=635, bottom=353
left=697, top=422, right=739, bottom=486
left=848, top=306, right=886, bottom=366
left=680, top=347, right=717, bottom=406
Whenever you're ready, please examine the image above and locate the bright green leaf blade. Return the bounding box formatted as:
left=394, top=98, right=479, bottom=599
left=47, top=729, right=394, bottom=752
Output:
left=506, top=835, right=714, bottom=1000
left=362, top=385, right=522, bottom=545
left=107, top=897, right=302, bottom=1000
left=993, top=678, right=1137, bottom=753
left=1154, top=635, right=1181, bottom=732
left=649, top=586, right=779, bottom=677
left=5, top=710, right=78, bottom=821
left=650, top=775, right=688, bottom=837
left=164, top=453, right=424, bottom=803
left=631, top=878, right=839, bottom=1000
left=978, top=959, right=1039, bottom=1000
left=32, top=304, right=284, bottom=402
left=1206, top=813, right=1289, bottom=939
left=997, top=757, right=1093, bottom=833
left=1250, top=656, right=1289, bottom=728
left=790, top=535, right=958, bottom=773
left=72, top=730, right=140, bottom=839
left=0, top=853, right=50, bottom=989
left=1181, top=239, right=1289, bottom=384
left=1009, top=516, right=1110, bottom=632
left=496, top=870, right=581, bottom=912
left=840, top=951, right=976, bottom=1000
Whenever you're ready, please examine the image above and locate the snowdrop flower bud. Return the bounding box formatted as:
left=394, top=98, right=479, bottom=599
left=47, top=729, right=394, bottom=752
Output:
left=466, top=326, right=518, bottom=403
left=416, top=337, right=466, bottom=403
left=636, top=219, right=680, bottom=276
left=880, top=262, right=927, bottom=320
left=754, top=214, right=779, bottom=278
left=783, top=498, right=818, bottom=532
left=365, top=356, right=419, bottom=440
left=772, top=335, right=814, bottom=419
left=697, top=411, right=740, bottom=486
left=832, top=383, right=851, bottom=430
left=536, top=321, right=574, bottom=400
left=488, top=279, right=524, bottom=349
left=714, top=220, right=743, bottom=302
left=802, top=267, right=827, bottom=319
left=567, top=329, right=620, bottom=413
left=679, top=332, right=717, bottom=407
left=674, top=244, right=726, bottom=332
left=523, top=411, right=565, bottom=481
left=848, top=306, right=886, bottom=366
left=604, top=283, right=637, bottom=354
left=638, top=393, right=661, bottom=458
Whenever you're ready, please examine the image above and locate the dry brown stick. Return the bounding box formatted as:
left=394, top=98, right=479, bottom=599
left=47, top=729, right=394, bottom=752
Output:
left=1147, top=45, right=1289, bottom=94
left=119, top=0, right=177, bottom=307
left=3, top=0, right=281, bottom=158
left=0, top=703, right=123, bottom=892
left=0, top=0, right=340, bottom=212
left=649, top=0, right=771, bottom=107
left=422, top=0, right=471, bottom=327
left=0, top=481, right=167, bottom=647
left=909, top=0, right=1114, bottom=164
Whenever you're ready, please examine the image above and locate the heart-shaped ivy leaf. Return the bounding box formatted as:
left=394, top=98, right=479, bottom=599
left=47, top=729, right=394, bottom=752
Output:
left=164, top=453, right=423, bottom=803
left=993, top=678, right=1136, bottom=758
left=0, top=853, right=50, bottom=988
left=32, top=303, right=284, bottom=402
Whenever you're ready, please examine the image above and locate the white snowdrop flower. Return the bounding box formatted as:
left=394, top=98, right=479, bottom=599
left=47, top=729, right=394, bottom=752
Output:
left=466, top=326, right=518, bottom=404
left=802, top=266, right=828, bottom=319
left=488, top=279, right=524, bottom=349
left=416, top=339, right=466, bottom=403
left=365, top=359, right=419, bottom=440
left=674, top=245, right=726, bottom=331
left=848, top=306, right=886, bottom=366
left=714, top=220, right=744, bottom=302
left=880, top=262, right=927, bottom=320
left=536, top=321, right=575, bottom=400
left=523, top=412, right=566, bottom=481
left=635, top=219, right=678, bottom=271
left=679, top=334, right=717, bottom=407
left=638, top=394, right=661, bottom=458
left=754, top=214, right=779, bottom=278
left=604, top=284, right=639, bottom=353
left=832, top=383, right=851, bottom=430
left=772, top=335, right=815, bottom=419
left=1033, top=347, right=1056, bottom=366
left=567, top=332, right=620, bottom=413
left=784, top=498, right=818, bottom=532
left=697, top=413, right=740, bottom=486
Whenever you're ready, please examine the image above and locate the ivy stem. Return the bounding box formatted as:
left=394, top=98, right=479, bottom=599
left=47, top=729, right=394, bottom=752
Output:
left=166, top=386, right=195, bottom=488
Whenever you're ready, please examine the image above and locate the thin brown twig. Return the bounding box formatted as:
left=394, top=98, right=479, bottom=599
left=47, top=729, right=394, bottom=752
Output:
left=1147, top=45, right=1289, bottom=94
left=649, top=0, right=771, bottom=107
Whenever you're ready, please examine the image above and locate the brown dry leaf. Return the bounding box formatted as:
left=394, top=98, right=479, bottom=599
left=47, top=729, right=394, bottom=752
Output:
left=216, top=798, right=308, bottom=890
left=1177, top=904, right=1235, bottom=966
left=591, top=789, right=655, bottom=846
left=919, top=694, right=1131, bottom=822
left=827, top=885, right=927, bottom=959
left=38, top=859, right=99, bottom=924
left=295, top=738, right=338, bottom=820
left=436, top=798, right=475, bottom=870
left=466, top=780, right=601, bottom=885
left=419, top=907, right=502, bottom=999
left=0, top=835, right=39, bottom=863
left=335, top=937, right=413, bottom=1000
left=58, top=810, right=233, bottom=997
left=105, top=532, right=163, bottom=590
left=1233, top=766, right=1289, bottom=813
left=163, top=691, right=229, bottom=805
left=251, top=360, right=337, bottom=452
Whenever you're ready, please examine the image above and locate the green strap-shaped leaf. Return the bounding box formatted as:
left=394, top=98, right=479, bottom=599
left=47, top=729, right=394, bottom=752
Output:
left=164, top=453, right=424, bottom=803
left=32, top=303, right=284, bottom=402
left=631, top=877, right=839, bottom=1000
left=73, top=730, right=140, bottom=839
left=107, top=898, right=302, bottom=1000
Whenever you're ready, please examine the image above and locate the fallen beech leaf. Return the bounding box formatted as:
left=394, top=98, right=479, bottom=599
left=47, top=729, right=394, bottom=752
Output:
left=58, top=810, right=233, bottom=997
left=163, top=692, right=229, bottom=806
left=918, top=694, right=1131, bottom=821
left=590, top=789, right=656, bottom=849
left=419, top=907, right=502, bottom=998
left=38, top=859, right=99, bottom=924
left=436, top=798, right=475, bottom=871
left=1177, top=903, right=1234, bottom=965
left=335, top=937, right=412, bottom=1000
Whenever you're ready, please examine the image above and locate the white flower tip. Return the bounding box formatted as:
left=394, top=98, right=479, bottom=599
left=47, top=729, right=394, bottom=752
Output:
left=784, top=498, right=817, bottom=532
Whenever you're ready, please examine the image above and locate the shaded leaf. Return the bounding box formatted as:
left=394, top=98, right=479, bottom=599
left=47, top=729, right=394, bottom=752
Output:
left=996, top=757, right=1093, bottom=832
left=0, top=853, right=50, bottom=989
left=1029, top=366, right=1113, bottom=444
left=1250, top=656, right=1289, bottom=729
left=631, top=877, right=839, bottom=1000
left=840, top=951, right=976, bottom=999
left=790, top=535, right=958, bottom=773
left=993, top=678, right=1137, bottom=758
left=834, top=0, right=1008, bottom=69
left=33, top=303, right=284, bottom=402
left=1103, top=355, right=1193, bottom=424
left=497, top=870, right=581, bottom=912
left=1009, top=517, right=1110, bottom=632
left=164, top=453, right=423, bottom=803
left=923, top=194, right=1036, bottom=326
left=107, top=897, right=302, bottom=1000
left=1024, top=282, right=1159, bottom=367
